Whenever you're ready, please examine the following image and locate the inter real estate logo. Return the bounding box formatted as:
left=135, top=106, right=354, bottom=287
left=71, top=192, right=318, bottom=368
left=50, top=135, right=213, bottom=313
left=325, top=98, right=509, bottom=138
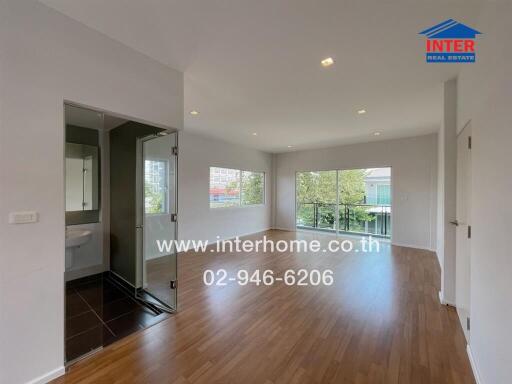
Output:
left=419, top=19, right=481, bottom=63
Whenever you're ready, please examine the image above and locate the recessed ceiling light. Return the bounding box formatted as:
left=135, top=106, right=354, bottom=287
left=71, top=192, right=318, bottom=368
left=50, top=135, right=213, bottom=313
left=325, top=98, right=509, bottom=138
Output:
left=252, top=132, right=258, bottom=136
left=321, top=57, right=334, bottom=67
left=189, top=110, right=199, bottom=115
left=373, top=131, right=381, bottom=136
left=287, top=145, right=293, bottom=148
left=357, top=109, right=367, bottom=115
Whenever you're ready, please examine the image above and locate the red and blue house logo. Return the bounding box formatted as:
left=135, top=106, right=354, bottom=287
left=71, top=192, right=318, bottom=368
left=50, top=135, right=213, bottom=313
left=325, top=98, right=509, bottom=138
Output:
left=419, top=19, right=481, bottom=63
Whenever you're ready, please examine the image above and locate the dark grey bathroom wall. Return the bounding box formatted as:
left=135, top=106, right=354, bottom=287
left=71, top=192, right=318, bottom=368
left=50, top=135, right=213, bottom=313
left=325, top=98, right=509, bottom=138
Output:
left=109, top=122, right=162, bottom=286
left=66, top=125, right=99, bottom=146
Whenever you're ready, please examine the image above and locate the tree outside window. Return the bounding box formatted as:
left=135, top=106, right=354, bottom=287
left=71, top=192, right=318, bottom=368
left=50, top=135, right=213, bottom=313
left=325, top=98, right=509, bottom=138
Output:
left=241, top=171, right=264, bottom=205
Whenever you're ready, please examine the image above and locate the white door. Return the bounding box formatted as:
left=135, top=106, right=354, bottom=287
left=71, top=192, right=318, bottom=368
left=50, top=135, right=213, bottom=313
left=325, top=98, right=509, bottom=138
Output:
left=456, top=122, right=472, bottom=341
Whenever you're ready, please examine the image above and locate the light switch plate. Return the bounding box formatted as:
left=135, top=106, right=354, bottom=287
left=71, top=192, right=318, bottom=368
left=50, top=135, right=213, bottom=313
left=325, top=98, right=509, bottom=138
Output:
left=8, top=211, right=39, bottom=224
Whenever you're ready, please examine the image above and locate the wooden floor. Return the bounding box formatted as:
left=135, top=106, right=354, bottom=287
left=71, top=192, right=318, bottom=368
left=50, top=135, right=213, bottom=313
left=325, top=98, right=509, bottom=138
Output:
left=54, top=230, right=475, bottom=384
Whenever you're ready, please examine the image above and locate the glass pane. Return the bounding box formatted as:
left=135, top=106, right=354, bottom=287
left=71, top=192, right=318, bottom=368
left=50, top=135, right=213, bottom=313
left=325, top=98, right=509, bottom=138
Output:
left=317, top=203, right=336, bottom=230
left=65, top=156, right=85, bottom=211
left=141, top=133, right=177, bottom=310
left=296, top=203, right=315, bottom=227
left=209, top=167, right=240, bottom=208
left=144, top=159, right=168, bottom=214
left=65, top=143, right=99, bottom=211
left=296, top=168, right=392, bottom=238
left=83, top=156, right=94, bottom=209
left=296, top=170, right=336, bottom=232
left=241, top=171, right=264, bottom=205
left=338, top=167, right=391, bottom=237
left=377, top=184, right=391, bottom=205
left=338, top=169, right=367, bottom=205
left=346, top=204, right=372, bottom=234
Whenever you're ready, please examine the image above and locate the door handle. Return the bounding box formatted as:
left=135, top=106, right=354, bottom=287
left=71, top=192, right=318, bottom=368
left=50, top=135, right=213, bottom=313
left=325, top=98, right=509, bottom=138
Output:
left=450, top=220, right=459, bottom=226
left=136, top=225, right=143, bottom=229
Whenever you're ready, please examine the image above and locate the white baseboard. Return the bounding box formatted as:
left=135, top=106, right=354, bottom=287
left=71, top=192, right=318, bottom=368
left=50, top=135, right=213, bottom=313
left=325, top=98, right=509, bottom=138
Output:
left=25, top=366, right=65, bottom=384
left=438, top=290, right=456, bottom=306
left=467, top=344, right=482, bottom=384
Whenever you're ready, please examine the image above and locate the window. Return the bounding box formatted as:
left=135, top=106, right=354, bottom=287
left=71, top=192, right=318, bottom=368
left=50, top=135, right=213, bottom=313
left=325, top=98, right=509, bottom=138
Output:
left=209, top=167, right=240, bottom=208
left=296, top=167, right=391, bottom=237
left=377, top=184, right=391, bottom=205
left=145, top=159, right=168, bottom=214
left=209, top=167, right=265, bottom=208
left=241, top=171, right=265, bottom=205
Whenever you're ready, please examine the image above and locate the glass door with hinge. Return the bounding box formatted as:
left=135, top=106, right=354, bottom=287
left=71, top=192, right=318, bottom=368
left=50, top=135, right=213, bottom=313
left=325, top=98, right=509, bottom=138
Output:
left=136, top=131, right=178, bottom=312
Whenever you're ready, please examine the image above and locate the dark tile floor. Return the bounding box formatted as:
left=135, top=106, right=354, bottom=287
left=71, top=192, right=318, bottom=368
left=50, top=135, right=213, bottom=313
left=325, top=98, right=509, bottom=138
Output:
left=65, top=274, right=169, bottom=362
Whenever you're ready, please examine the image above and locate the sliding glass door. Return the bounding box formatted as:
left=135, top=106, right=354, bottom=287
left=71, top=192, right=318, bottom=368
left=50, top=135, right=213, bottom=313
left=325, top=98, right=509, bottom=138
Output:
left=296, top=168, right=392, bottom=238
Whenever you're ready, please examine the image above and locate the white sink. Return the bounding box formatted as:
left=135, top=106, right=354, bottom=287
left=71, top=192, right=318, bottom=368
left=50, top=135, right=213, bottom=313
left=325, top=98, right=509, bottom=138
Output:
left=65, top=228, right=92, bottom=248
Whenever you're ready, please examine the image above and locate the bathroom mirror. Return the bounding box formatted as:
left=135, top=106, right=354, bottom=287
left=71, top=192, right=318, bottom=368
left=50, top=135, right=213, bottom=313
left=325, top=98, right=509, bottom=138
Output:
left=65, top=104, right=102, bottom=225
left=66, top=143, right=100, bottom=211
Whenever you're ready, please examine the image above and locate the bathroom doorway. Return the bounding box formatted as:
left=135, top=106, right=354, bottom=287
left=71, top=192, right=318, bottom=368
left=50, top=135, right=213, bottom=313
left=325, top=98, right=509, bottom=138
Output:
left=64, top=103, right=178, bottom=364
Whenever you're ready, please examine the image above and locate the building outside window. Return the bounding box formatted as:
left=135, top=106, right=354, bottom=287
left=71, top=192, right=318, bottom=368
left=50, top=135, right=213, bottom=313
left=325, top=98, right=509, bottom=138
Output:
left=145, top=159, right=168, bottom=214
left=209, top=167, right=264, bottom=208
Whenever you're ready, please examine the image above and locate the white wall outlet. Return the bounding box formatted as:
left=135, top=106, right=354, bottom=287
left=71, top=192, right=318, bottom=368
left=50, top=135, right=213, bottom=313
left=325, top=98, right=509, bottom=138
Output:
left=8, top=211, right=39, bottom=224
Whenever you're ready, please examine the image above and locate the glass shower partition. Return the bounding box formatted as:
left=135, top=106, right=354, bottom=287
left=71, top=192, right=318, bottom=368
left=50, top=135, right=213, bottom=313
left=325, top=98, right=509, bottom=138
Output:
left=135, top=132, right=178, bottom=312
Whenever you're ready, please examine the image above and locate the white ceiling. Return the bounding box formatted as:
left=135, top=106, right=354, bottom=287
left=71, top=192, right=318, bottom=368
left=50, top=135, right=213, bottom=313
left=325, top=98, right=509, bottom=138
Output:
left=41, top=0, right=483, bottom=153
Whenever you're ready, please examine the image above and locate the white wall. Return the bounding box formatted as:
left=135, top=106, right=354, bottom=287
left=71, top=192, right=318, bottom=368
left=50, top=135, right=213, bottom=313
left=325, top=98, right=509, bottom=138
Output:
left=274, top=134, right=438, bottom=250
left=178, top=132, right=273, bottom=244
left=456, top=3, right=512, bottom=383
left=0, top=1, right=183, bottom=383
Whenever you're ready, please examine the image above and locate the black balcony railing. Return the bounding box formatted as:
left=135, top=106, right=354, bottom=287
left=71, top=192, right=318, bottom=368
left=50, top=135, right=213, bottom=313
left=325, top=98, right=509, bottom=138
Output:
left=296, top=202, right=391, bottom=237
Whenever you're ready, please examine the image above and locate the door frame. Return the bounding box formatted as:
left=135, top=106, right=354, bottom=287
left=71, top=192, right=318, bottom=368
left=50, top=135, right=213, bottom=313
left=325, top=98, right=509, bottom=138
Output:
left=455, top=120, right=472, bottom=341
left=62, top=100, right=180, bottom=364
